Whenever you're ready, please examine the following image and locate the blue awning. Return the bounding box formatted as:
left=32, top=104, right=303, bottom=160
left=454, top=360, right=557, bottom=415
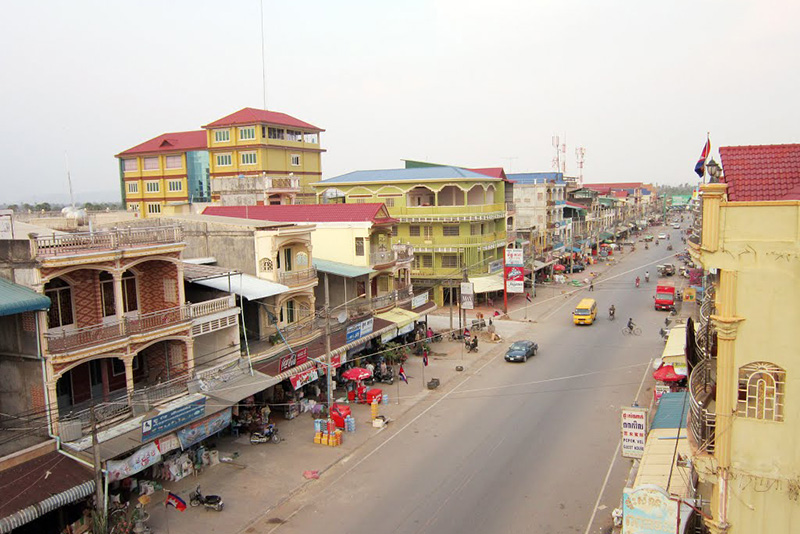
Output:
left=0, top=278, right=50, bottom=316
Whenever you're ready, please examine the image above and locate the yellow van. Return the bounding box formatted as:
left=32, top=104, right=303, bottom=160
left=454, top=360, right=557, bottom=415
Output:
left=573, top=298, right=597, bottom=325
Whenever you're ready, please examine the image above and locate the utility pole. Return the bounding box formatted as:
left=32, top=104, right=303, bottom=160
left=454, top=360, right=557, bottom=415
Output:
left=90, top=407, right=105, bottom=516
left=323, top=273, right=333, bottom=419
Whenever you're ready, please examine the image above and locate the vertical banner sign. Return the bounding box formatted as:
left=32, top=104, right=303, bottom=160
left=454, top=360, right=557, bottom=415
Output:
left=460, top=282, right=474, bottom=310
left=504, top=248, right=525, bottom=294
left=621, top=406, right=648, bottom=458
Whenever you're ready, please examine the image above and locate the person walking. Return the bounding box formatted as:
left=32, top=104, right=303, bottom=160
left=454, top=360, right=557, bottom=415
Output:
left=589, top=280, right=594, bottom=291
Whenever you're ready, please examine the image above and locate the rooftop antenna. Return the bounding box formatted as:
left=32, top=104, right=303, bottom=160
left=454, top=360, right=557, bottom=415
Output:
left=65, top=152, right=75, bottom=208
left=576, top=146, right=586, bottom=188
left=560, top=133, right=567, bottom=175
left=502, top=157, right=518, bottom=173
left=551, top=135, right=561, bottom=173
left=260, top=0, right=268, bottom=109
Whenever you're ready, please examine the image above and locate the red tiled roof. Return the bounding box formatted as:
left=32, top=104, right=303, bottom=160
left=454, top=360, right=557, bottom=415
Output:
left=203, top=203, right=397, bottom=224
left=613, top=191, right=629, bottom=198
left=565, top=202, right=587, bottom=210
left=469, top=167, right=507, bottom=180
left=116, top=130, right=207, bottom=157
left=202, top=107, right=324, bottom=131
left=720, top=144, right=800, bottom=201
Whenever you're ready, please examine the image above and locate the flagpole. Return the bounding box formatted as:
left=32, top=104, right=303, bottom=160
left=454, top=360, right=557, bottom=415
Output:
left=396, top=373, right=400, bottom=405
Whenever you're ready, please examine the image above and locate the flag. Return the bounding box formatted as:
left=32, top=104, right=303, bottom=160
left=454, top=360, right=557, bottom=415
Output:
left=694, top=136, right=711, bottom=178
left=165, top=492, right=187, bottom=512
left=526, top=292, right=532, bottom=303
left=423, top=350, right=429, bottom=367
left=398, top=365, right=408, bottom=383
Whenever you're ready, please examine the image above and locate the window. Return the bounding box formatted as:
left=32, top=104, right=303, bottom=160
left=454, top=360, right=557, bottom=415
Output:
left=99, top=271, right=115, bottom=317
left=168, top=180, right=182, bottom=192
left=147, top=203, right=162, bottom=214
left=123, top=159, right=138, bottom=172
left=423, top=226, right=433, bottom=239
left=239, top=127, right=255, bottom=141
left=290, top=154, right=301, bottom=166
left=169, top=344, right=184, bottom=369
left=128, top=203, right=140, bottom=212
left=421, top=254, right=433, bottom=268
left=471, top=223, right=482, bottom=236
left=143, top=157, right=159, bottom=171
left=355, top=237, right=365, bottom=256
left=268, top=127, right=284, bottom=140
left=216, top=154, right=232, bottom=167
left=378, top=276, right=389, bottom=292
left=45, top=278, right=73, bottom=328
left=121, top=271, right=138, bottom=312
left=443, top=225, right=460, bottom=237
left=165, top=155, right=182, bottom=169
left=409, top=226, right=420, bottom=237
left=112, top=355, right=141, bottom=377
left=355, top=199, right=365, bottom=204
left=441, top=254, right=459, bottom=268
left=384, top=198, right=395, bottom=208
left=241, top=152, right=257, bottom=165
left=304, top=133, right=318, bottom=144
left=738, top=362, right=785, bottom=422
left=281, top=299, right=296, bottom=323
left=145, top=181, right=160, bottom=193
left=286, top=130, right=302, bottom=142
left=127, top=182, right=139, bottom=194
left=283, top=248, right=293, bottom=271
left=214, top=129, right=230, bottom=143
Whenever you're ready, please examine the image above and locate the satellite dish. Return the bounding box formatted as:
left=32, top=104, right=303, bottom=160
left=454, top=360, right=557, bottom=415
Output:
left=336, top=311, right=347, bottom=323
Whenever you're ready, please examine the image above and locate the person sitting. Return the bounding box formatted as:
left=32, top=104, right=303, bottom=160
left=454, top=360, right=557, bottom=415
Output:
left=469, top=336, right=478, bottom=351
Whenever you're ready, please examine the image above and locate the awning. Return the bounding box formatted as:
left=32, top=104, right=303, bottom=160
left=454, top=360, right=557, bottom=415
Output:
left=0, top=451, right=94, bottom=533
left=0, top=278, right=50, bottom=316
left=651, top=392, right=690, bottom=429
left=376, top=308, right=420, bottom=329
left=599, top=231, right=614, bottom=240
left=183, top=257, right=217, bottom=265
left=202, top=370, right=280, bottom=406
left=661, top=325, right=687, bottom=366
left=469, top=274, right=505, bottom=293
left=313, top=258, right=374, bottom=278
left=182, top=262, right=240, bottom=283
left=193, top=273, right=290, bottom=300
left=633, top=427, right=693, bottom=498
left=533, top=259, right=557, bottom=271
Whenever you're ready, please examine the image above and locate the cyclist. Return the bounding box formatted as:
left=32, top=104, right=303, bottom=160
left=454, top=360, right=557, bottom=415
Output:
left=609, top=304, right=616, bottom=320
left=627, top=318, right=636, bottom=333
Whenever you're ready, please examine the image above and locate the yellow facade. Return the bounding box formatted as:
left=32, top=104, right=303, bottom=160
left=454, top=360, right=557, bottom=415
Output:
left=689, top=183, right=800, bottom=533
left=119, top=152, right=190, bottom=218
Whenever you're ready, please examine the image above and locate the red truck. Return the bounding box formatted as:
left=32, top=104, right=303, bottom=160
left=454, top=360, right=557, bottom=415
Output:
left=654, top=281, right=676, bottom=311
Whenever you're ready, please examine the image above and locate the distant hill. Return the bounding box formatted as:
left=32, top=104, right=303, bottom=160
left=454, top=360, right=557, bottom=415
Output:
left=3, top=189, right=121, bottom=206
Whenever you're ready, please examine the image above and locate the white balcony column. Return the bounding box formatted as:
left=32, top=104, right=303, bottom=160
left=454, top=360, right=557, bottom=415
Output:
left=124, top=357, right=135, bottom=402
left=112, top=271, right=125, bottom=319
left=185, top=339, right=195, bottom=373
left=176, top=262, right=186, bottom=305
left=46, top=378, right=60, bottom=435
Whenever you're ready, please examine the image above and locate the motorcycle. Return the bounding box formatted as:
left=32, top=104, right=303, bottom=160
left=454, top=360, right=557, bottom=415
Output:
left=645, top=243, right=649, bottom=250
left=645, top=273, right=650, bottom=283
left=465, top=337, right=478, bottom=353
left=373, top=366, right=394, bottom=385
left=667, top=244, right=673, bottom=251
left=608, top=307, right=616, bottom=321
left=189, top=485, right=224, bottom=512
left=250, top=423, right=280, bottom=444
left=635, top=277, right=640, bottom=288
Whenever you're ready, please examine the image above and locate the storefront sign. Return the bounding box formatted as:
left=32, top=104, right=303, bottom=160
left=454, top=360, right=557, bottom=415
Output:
left=460, top=282, right=474, bottom=310
left=397, top=321, right=415, bottom=335
left=654, top=383, right=671, bottom=402
left=279, top=347, right=309, bottom=373
left=621, top=406, right=648, bottom=458
left=504, top=248, right=524, bottom=267
left=623, top=485, right=682, bottom=534
left=142, top=398, right=206, bottom=441
left=411, top=292, right=429, bottom=309
left=155, top=434, right=180, bottom=455
left=381, top=327, right=398, bottom=344
left=504, top=266, right=524, bottom=293
left=289, top=369, right=319, bottom=390
left=488, top=259, right=503, bottom=274
left=177, top=408, right=232, bottom=449
left=346, top=318, right=374, bottom=342
left=107, top=442, right=161, bottom=482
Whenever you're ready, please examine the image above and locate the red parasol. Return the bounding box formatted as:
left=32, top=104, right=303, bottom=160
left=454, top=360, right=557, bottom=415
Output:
left=653, top=364, right=686, bottom=382
left=341, top=367, right=372, bottom=381
left=553, top=264, right=566, bottom=272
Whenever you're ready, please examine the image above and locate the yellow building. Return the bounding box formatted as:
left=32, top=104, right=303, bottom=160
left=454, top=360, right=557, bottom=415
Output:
left=202, top=107, right=325, bottom=205
left=687, top=144, right=800, bottom=533
left=116, top=130, right=209, bottom=217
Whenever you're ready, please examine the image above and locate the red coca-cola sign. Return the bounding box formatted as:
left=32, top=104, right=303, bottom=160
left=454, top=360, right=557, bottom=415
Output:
left=279, top=347, right=308, bottom=372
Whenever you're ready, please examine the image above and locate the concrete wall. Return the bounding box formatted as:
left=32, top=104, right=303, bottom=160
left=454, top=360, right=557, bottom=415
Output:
left=172, top=219, right=257, bottom=275
left=194, top=326, right=240, bottom=368
left=0, top=356, right=45, bottom=423
left=308, top=225, right=371, bottom=266
left=0, top=314, right=38, bottom=357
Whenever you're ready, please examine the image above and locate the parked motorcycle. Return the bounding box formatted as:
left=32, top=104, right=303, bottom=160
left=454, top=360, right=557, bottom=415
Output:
left=250, top=423, right=280, bottom=444
left=189, top=486, right=224, bottom=511
left=373, top=366, right=394, bottom=385
left=465, top=337, right=478, bottom=353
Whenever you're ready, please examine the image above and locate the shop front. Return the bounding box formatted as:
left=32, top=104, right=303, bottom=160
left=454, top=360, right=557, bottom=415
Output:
left=653, top=325, right=689, bottom=402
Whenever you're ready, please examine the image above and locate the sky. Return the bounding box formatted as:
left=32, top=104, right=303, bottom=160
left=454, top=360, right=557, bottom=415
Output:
left=1, top=0, right=798, bottom=204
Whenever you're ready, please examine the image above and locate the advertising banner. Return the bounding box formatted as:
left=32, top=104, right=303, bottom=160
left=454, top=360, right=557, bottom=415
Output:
left=623, top=485, right=691, bottom=534
left=107, top=442, right=161, bottom=482
left=177, top=409, right=232, bottom=450
left=411, top=292, right=429, bottom=309
left=381, top=328, right=398, bottom=344
left=289, top=369, right=319, bottom=390
left=504, top=266, right=525, bottom=293
left=279, top=347, right=308, bottom=373
left=460, top=282, right=474, bottom=310
left=504, top=248, right=524, bottom=267
left=346, top=318, right=374, bottom=342
left=142, top=398, right=206, bottom=441
left=621, top=406, right=648, bottom=458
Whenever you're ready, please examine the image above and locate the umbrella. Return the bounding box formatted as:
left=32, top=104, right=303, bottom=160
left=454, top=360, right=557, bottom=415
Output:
left=553, top=264, right=566, bottom=272
left=653, top=364, right=686, bottom=382
left=341, top=367, right=372, bottom=381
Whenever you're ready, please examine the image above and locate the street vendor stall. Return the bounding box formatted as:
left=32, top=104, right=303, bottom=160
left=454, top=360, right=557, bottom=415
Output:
left=653, top=325, right=689, bottom=401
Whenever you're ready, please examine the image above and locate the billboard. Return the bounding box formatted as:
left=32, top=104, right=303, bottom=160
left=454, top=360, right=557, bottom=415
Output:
left=621, top=406, right=648, bottom=459
left=460, top=282, right=474, bottom=310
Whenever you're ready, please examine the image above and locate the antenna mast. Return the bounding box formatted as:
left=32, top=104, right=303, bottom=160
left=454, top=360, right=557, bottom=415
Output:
left=575, top=146, right=586, bottom=188
left=552, top=135, right=560, bottom=173
left=65, top=152, right=75, bottom=208
left=260, top=0, right=267, bottom=109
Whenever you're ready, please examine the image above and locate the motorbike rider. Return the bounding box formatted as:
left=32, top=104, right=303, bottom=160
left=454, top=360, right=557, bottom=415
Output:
left=609, top=304, right=616, bottom=319
left=469, top=336, right=478, bottom=351
left=635, top=276, right=641, bottom=287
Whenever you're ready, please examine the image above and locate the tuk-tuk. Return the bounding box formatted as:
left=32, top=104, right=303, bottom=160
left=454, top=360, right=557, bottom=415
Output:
left=657, top=263, right=676, bottom=276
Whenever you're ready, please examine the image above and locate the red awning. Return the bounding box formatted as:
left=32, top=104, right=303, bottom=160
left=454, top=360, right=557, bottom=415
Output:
left=653, top=364, right=686, bottom=382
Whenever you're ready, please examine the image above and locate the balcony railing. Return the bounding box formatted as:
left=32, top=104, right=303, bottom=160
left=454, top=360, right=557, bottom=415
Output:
left=189, top=295, right=236, bottom=317
left=266, top=176, right=300, bottom=190
left=393, top=243, right=413, bottom=262
left=391, top=203, right=505, bottom=217
left=279, top=267, right=317, bottom=287
left=371, top=292, right=397, bottom=310
left=34, top=226, right=183, bottom=257
left=689, top=358, right=717, bottom=453
left=370, top=248, right=396, bottom=266
left=45, top=305, right=191, bottom=354
left=396, top=285, right=414, bottom=302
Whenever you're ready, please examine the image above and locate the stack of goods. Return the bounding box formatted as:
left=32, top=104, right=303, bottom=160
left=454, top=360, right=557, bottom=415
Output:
left=382, top=394, right=389, bottom=405
left=371, top=400, right=380, bottom=420
left=314, top=430, right=343, bottom=446
left=344, top=415, right=356, bottom=432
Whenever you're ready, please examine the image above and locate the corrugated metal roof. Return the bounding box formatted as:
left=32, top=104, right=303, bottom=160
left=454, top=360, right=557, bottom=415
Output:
left=313, top=259, right=373, bottom=278
left=0, top=278, right=50, bottom=316
left=320, top=166, right=497, bottom=184
left=182, top=262, right=241, bottom=283
left=506, top=172, right=564, bottom=184
left=192, top=273, right=289, bottom=300
left=650, top=392, right=689, bottom=430
left=633, top=428, right=692, bottom=497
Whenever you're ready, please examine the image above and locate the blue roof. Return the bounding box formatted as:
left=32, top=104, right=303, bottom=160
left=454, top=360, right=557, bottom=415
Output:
left=320, top=166, right=495, bottom=184
left=650, top=392, right=689, bottom=430
left=507, top=172, right=565, bottom=185
left=0, top=277, right=50, bottom=316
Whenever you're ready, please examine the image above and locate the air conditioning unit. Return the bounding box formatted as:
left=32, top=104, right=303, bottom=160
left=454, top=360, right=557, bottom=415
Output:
left=59, top=420, right=83, bottom=442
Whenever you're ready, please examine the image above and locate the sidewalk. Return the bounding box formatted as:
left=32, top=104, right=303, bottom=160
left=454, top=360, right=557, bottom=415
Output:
left=143, top=318, right=529, bottom=534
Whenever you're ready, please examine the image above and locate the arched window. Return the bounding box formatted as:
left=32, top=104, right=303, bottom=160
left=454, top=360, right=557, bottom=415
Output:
left=45, top=277, right=73, bottom=328
left=738, top=362, right=785, bottom=422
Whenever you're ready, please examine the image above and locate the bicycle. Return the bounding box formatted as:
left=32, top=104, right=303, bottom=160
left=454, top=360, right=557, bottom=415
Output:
left=621, top=325, right=642, bottom=336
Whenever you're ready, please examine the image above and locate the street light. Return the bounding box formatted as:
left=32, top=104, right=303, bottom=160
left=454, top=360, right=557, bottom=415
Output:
left=706, top=159, right=722, bottom=183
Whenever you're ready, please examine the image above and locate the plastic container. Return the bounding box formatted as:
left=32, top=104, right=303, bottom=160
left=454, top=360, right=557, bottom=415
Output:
left=382, top=394, right=389, bottom=405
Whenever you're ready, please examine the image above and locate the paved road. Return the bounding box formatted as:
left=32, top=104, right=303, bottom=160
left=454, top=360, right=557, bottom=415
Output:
left=248, top=230, right=683, bottom=534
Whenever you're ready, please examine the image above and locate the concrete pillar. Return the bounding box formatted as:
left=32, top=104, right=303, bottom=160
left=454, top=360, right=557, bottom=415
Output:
left=185, top=339, right=195, bottom=374
left=112, top=271, right=125, bottom=319
left=124, top=357, right=135, bottom=401
left=176, top=261, right=186, bottom=305
left=700, top=183, right=728, bottom=253
left=47, top=379, right=60, bottom=435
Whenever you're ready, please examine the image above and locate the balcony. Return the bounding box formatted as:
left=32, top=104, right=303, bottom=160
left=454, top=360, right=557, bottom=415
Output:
left=689, top=358, right=717, bottom=453
left=371, top=292, right=397, bottom=311
left=279, top=267, right=317, bottom=287
left=391, top=203, right=505, bottom=219
left=370, top=248, right=396, bottom=267
left=265, top=176, right=300, bottom=190
left=34, top=226, right=183, bottom=257
left=393, top=243, right=413, bottom=263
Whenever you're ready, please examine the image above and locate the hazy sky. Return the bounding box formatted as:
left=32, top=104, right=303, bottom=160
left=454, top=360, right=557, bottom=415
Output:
left=1, top=0, right=798, bottom=203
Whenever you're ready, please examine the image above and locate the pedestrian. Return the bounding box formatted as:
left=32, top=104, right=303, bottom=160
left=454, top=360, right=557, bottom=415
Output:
left=589, top=280, right=594, bottom=291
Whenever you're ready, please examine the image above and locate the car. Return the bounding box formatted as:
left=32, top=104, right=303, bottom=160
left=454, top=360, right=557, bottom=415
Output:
left=672, top=223, right=681, bottom=229
left=504, top=340, right=538, bottom=362
left=658, top=233, right=668, bottom=240
left=643, top=235, right=654, bottom=242
left=569, top=263, right=586, bottom=273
